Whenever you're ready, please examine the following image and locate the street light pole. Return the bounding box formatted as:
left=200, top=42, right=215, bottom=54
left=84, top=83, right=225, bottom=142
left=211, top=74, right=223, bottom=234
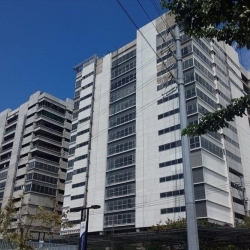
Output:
left=78, top=205, right=101, bottom=250
left=175, top=25, right=199, bottom=249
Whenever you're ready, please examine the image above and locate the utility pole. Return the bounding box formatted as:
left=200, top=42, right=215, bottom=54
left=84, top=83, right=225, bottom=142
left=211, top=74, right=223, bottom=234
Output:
left=175, top=25, right=200, bottom=250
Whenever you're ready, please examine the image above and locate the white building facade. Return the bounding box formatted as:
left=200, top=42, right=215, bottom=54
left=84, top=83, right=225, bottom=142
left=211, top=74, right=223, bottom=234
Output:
left=62, top=13, right=250, bottom=235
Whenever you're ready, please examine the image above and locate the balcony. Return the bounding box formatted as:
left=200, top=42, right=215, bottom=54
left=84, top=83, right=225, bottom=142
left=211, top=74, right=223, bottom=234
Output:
left=38, top=100, right=65, bottom=115
left=31, top=149, right=61, bottom=164
left=6, top=115, right=18, bottom=126
left=33, top=135, right=62, bottom=147
left=0, top=155, right=11, bottom=164
left=2, top=136, right=15, bottom=145
left=4, top=126, right=16, bottom=135
left=29, top=156, right=59, bottom=168
left=36, top=110, right=65, bottom=126
left=37, top=105, right=65, bottom=118
left=0, top=145, right=13, bottom=154
left=31, top=145, right=61, bottom=156
left=34, top=124, right=63, bottom=136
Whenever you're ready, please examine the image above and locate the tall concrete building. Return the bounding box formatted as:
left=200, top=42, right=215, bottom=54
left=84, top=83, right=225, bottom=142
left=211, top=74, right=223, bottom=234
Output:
left=0, top=91, right=73, bottom=229
left=62, top=13, right=250, bottom=235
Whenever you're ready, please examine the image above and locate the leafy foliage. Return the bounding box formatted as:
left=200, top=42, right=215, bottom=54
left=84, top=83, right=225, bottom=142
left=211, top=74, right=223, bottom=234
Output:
left=181, top=95, right=250, bottom=136
left=151, top=217, right=186, bottom=231
left=161, top=0, right=250, bottom=48
left=0, top=198, right=72, bottom=250
left=237, top=215, right=250, bottom=228
left=150, top=218, right=249, bottom=250
left=159, top=1, right=250, bottom=136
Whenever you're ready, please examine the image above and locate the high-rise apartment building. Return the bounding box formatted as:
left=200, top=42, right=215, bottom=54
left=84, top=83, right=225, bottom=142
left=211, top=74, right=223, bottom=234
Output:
left=62, top=13, right=250, bottom=236
left=0, top=91, right=73, bottom=229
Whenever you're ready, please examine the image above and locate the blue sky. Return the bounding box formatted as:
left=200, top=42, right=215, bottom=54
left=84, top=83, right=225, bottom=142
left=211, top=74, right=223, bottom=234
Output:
left=0, top=0, right=249, bottom=111
left=0, top=0, right=163, bottom=110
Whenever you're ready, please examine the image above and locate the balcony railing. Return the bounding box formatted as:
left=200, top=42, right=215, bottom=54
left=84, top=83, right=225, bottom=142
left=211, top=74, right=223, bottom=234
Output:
left=36, top=114, right=64, bottom=125
left=37, top=105, right=65, bottom=117
left=35, top=124, right=63, bottom=135
left=0, top=146, right=13, bottom=154
left=31, top=145, right=61, bottom=155
left=4, top=127, right=16, bottom=135
left=33, top=135, right=62, bottom=146
left=0, top=155, right=11, bottom=162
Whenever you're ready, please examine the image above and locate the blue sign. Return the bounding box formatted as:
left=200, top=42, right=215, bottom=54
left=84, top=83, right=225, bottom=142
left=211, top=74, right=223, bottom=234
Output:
left=80, top=221, right=86, bottom=250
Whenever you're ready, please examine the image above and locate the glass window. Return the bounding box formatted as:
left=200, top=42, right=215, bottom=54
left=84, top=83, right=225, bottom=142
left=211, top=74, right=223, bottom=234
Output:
left=108, top=153, right=135, bottom=170
left=110, top=83, right=136, bottom=103
left=108, top=123, right=135, bottom=141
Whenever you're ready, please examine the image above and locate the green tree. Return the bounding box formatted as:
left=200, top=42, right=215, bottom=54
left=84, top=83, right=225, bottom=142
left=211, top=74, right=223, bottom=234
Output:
left=161, top=0, right=250, bottom=49
left=149, top=218, right=248, bottom=249
left=0, top=198, right=72, bottom=250
left=160, top=0, right=250, bottom=137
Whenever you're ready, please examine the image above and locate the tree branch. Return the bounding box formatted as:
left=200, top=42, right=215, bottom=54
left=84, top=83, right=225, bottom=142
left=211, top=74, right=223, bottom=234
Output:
left=182, top=95, right=250, bottom=136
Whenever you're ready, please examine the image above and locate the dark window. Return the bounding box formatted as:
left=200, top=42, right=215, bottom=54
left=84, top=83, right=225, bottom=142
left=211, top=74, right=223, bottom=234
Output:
left=82, top=82, right=93, bottom=90
left=160, top=173, right=183, bottom=183
left=158, top=124, right=180, bottom=136
left=0, top=181, right=6, bottom=189
left=82, top=71, right=94, bottom=79
left=76, top=141, right=89, bottom=149
left=71, top=194, right=84, bottom=200
left=159, top=140, right=181, bottom=152
left=72, top=182, right=85, bottom=188
left=66, top=172, right=73, bottom=181
left=72, top=123, right=78, bottom=131
left=73, top=167, right=86, bottom=175
left=78, top=116, right=91, bottom=124
left=158, top=108, right=179, bottom=120
left=159, top=158, right=182, bottom=168
left=74, top=154, right=88, bottom=162
left=161, top=206, right=185, bottom=214
left=80, top=93, right=92, bottom=101
left=77, top=128, right=90, bottom=136
left=160, top=189, right=184, bottom=198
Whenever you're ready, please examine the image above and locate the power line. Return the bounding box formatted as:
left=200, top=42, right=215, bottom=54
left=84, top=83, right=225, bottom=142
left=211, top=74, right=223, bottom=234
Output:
left=136, top=0, right=177, bottom=61
left=150, top=0, right=176, bottom=40
left=115, top=0, right=177, bottom=83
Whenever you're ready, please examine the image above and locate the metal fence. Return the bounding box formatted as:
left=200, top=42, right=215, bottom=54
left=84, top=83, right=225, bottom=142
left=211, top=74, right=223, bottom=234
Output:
left=0, top=241, right=78, bottom=250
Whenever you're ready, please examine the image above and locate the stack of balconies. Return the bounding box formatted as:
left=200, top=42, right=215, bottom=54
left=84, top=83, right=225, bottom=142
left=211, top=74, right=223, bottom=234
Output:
left=12, top=97, right=71, bottom=213
left=104, top=48, right=137, bottom=231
